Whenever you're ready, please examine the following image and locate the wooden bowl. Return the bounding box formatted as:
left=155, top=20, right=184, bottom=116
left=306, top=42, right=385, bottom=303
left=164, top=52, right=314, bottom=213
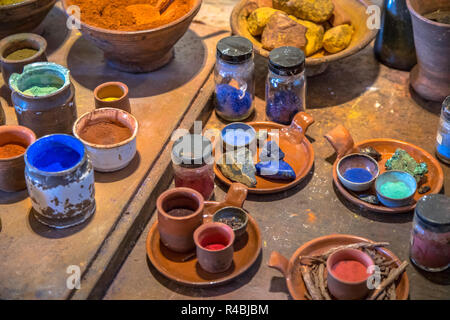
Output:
left=0, top=0, right=57, bottom=39
left=61, top=0, right=202, bottom=73
left=230, top=0, right=378, bottom=75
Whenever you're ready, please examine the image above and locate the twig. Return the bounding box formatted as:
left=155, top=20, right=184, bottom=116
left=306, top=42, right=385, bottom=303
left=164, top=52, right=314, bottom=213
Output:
left=368, top=261, right=408, bottom=300
left=157, top=0, right=174, bottom=14
left=318, top=263, right=332, bottom=300
left=300, top=265, right=323, bottom=300
left=300, top=242, right=390, bottom=261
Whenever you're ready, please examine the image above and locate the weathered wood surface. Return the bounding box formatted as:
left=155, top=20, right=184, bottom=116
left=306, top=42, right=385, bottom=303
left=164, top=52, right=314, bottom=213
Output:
left=0, top=3, right=227, bottom=299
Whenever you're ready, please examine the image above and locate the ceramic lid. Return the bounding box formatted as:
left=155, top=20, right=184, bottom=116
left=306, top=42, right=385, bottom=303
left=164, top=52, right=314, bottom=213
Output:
left=415, top=194, right=450, bottom=229
left=216, top=36, right=253, bottom=64
left=269, top=46, right=305, bottom=76
left=171, top=134, right=213, bottom=168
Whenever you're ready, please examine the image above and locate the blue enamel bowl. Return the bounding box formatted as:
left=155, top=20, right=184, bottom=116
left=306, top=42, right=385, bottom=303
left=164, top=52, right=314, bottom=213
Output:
left=337, top=153, right=379, bottom=192
left=375, top=171, right=417, bottom=207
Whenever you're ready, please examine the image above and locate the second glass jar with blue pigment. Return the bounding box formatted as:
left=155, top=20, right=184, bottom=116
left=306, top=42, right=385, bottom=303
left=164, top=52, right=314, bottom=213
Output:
left=266, top=46, right=306, bottom=125
left=214, top=36, right=255, bottom=121
left=436, top=96, right=450, bottom=164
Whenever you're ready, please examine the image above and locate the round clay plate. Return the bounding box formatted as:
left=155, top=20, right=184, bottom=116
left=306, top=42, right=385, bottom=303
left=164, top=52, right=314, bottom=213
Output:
left=146, top=203, right=262, bottom=287
left=333, top=139, right=444, bottom=213
left=285, top=234, right=409, bottom=300
left=214, top=121, right=315, bottom=194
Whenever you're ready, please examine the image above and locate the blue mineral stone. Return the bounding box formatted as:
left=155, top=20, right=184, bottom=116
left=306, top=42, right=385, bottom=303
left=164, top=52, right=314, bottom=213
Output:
left=259, top=140, right=285, bottom=161
left=215, top=84, right=252, bottom=119
left=255, top=160, right=296, bottom=181
left=266, top=90, right=303, bottom=125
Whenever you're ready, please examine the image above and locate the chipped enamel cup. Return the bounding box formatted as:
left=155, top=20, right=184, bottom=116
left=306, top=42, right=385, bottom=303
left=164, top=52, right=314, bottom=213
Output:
left=73, top=108, right=138, bottom=172
left=24, top=134, right=96, bottom=229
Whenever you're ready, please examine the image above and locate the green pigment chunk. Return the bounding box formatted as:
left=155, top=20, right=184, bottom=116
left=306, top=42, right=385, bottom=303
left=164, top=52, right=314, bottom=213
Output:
left=385, top=149, right=428, bottom=182
left=22, top=86, right=61, bottom=97
left=0, top=0, right=26, bottom=5
left=380, top=181, right=412, bottom=199
left=6, top=48, right=38, bottom=61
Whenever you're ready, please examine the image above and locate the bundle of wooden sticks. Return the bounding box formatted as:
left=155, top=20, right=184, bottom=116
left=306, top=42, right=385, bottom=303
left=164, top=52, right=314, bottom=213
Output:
left=298, top=242, right=409, bottom=300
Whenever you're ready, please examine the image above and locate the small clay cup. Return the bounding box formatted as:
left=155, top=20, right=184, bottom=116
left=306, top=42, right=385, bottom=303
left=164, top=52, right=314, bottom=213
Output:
left=194, top=222, right=235, bottom=273
left=157, top=187, right=204, bottom=253
left=73, top=107, right=138, bottom=172
left=0, top=125, right=36, bottom=192
left=221, top=122, right=256, bottom=151
left=375, top=171, right=417, bottom=207
left=0, top=33, right=47, bottom=85
left=337, top=153, right=379, bottom=192
left=326, top=248, right=375, bottom=300
left=94, top=82, right=131, bottom=113
left=212, top=206, right=248, bottom=239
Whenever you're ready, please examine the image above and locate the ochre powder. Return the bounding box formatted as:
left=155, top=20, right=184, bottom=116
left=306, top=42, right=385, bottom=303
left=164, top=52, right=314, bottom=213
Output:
left=79, top=120, right=132, bottom=145
left=0, top=143, right=26, bottom=158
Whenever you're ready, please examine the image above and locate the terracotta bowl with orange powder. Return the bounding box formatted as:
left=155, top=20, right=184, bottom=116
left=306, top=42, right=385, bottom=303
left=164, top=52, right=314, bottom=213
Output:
left=0, top=125, right=36, bottom=192
left=73, top=108, right=138, bottom=172
left=62, top=0, right=202, bottom=73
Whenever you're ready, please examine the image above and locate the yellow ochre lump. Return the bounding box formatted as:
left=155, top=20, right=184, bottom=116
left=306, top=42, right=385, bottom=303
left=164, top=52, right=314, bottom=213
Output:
left=290, top=16, right=324, bottom=56
left=247, top=7, right=281, bottom=36
left=273, top=0, right=334, bottom=23
left=261, top=12, right=307, bottom=51
left=323, top=24, right=353, bottom=53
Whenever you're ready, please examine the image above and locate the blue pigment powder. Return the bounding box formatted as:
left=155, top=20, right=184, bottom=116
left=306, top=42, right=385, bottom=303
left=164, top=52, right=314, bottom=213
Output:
left=33, top=145, right=81, bottom=172
left=344, top=168, right=373, bottom=183
left=215, top=84, right=252, bottom=120
left=266, top=91, right=303, bottom=125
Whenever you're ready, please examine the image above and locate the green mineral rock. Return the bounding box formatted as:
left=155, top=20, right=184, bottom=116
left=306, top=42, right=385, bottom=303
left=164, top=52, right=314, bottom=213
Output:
left=218, top=148, right=257, bottom=187
left=385, top=149, right=428, bottom=182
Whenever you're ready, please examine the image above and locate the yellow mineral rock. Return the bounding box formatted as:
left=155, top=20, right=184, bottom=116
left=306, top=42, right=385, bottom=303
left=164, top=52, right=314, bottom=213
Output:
left=273, top=0, right=334, bottom=23
left=323, top=24, right=354, bottom=53
left=290, top=16, right=324, bottom=56
left=247, top=7, right=280, bottom=36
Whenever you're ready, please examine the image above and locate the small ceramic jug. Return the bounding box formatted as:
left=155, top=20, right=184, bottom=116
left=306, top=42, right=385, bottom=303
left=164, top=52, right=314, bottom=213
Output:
left=94, top=82, right=131, bottom=113
left=9, top=62, right=77, bottom=138
left=0, top=33, right=47, bottom=85
left=157, top=187, right=204, bottom=253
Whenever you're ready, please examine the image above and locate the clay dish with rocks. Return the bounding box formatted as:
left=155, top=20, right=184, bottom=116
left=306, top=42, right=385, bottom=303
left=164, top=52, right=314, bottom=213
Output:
left=73, top=107, right=138, bottom=172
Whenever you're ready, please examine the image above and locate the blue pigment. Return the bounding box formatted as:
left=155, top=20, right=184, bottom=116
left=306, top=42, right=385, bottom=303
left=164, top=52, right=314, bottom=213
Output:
left=33, top=145, right=81, bottom=172
left=344, top=168, right=373, bottom=183
left=215, top=84, right=252, bottom=120
left=266, top=91, right=303, bottom=125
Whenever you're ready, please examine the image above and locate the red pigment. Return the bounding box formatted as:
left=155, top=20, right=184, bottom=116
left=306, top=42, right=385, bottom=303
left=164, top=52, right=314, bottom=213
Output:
left=204, top=244, right=226, bottom=250
left=79, top=120, right=132, bottom=145
left=0, top=143, right=26, bottom=158
left=332, top=260, right=369, bottom=282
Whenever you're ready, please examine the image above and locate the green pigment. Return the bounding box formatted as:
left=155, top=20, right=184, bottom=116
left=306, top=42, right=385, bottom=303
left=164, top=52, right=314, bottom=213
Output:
left=380, top=181, right=412, bottom=199
left=5, top=48, right=38, bottom=61
left=22, top=86, right=61, bottom=97
left=0, top=0, right=26, bottom=5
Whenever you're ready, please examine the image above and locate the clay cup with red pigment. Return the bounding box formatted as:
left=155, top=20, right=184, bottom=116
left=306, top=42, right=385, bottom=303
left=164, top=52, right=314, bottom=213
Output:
left=157, top=187, right=204, bottom=253
left=326, top=248, right=375, bottom=300
left=0, top=125, right=36, bottom=192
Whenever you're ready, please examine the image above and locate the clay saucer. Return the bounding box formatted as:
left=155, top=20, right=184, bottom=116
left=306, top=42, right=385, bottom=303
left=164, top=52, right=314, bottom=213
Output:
left=214, top=112, right=315, bottom=194
left=268, top=234, right=410, bottom=300
left=325, top=125, right=444, bottom=213
left=146, top=183, right=262, bottom=287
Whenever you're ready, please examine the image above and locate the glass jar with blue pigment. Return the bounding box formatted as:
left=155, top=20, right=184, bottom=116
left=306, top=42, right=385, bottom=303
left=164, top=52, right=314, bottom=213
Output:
left=214, top=36, right=255, bottom=121
left=436, top=96, right=450, bottom=164
left=266, top=46, right=306, bottom=125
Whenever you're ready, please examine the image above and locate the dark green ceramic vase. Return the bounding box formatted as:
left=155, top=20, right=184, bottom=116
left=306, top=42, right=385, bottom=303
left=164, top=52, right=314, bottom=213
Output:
left=374, top=0, right=417, bottom=71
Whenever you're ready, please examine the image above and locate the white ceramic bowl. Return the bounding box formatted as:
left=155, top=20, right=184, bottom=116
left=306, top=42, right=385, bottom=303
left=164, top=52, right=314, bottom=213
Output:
left=73, top=107, right=138, bottom=172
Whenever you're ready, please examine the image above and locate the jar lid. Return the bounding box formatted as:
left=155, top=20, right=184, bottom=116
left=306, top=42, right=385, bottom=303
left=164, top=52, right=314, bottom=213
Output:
left=171, top=134, right=213, bottom=168
left=442, top=96, right=450, bottom=122
left=415, top=194, right=450, bottom=228
left=216, top=36, right=253, bottom=64
left=269, top=46, right=305, bottom=76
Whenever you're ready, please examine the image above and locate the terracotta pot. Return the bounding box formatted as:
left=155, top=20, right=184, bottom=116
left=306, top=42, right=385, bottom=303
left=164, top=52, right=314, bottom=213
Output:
left=61, top=0, right=202, bottom=73
left=326, top=248, right=375, bottom=300
left=73, top=107, right=138, bottom=172
left=0, top=125, right=36, bottom=192
left=9, top=62, right=77, bottom=138
left=407, top=0, right=450, bottom=102
left=94, top=82, right=131, bottom=113
left=0, top=0, right=57, bottom=39
left=0, top=33, right=47, bottom=86
left=194, top=222, right=235, bottom=273
left=157, top=187, right=204, bottom=253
